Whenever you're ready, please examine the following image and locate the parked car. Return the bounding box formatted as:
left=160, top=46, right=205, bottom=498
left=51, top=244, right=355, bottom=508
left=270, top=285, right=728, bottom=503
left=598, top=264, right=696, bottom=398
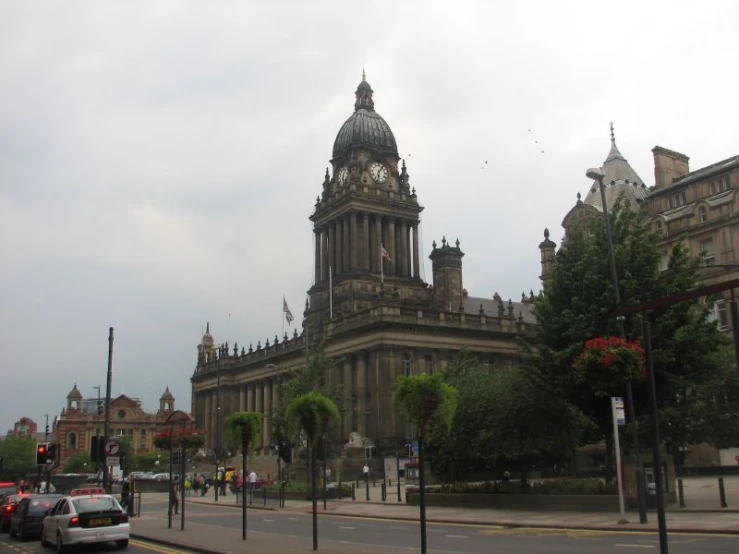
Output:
left=0, top=482, right=21, bottom=503
left=41, top=493, right=129, bottom=551
left=1, top=494, right=28, bottom=533
left=9, top=494, right=63, bottom=540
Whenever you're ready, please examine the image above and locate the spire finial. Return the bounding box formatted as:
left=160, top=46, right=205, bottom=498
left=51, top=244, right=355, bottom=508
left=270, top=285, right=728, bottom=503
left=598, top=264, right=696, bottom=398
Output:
left=206, top=321, right=210, bottom=333
left=609, top=121, right=615, bottom=142
left=362, top=67, right=366, bottom=81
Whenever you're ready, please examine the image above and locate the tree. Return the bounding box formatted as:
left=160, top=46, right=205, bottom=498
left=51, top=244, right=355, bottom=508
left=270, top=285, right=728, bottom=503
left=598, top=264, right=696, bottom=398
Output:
left=426, top=352, right=587, bottom=481
left=0, top=435, right=35, bottom=478
left=285, top=392, right=339, bottom=551
left=225, top=412, right=263, bottom=456
left=270, top=343, right=343, bottom=447
left=63, top=453, right=92, bottom=473
left=531, top=200, right=737, bottom=469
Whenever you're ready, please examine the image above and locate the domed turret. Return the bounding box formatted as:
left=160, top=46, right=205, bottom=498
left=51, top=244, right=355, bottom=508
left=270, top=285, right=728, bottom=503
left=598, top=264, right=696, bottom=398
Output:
left=67, top=383, right=82, bottom=411
left=159, top=386, right=175, bottom=412
left=332, top=71, right=398, bottom=160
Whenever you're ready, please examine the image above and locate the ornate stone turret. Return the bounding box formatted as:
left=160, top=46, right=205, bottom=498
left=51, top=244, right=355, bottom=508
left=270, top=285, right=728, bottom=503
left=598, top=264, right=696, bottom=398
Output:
left=539, top=228, right=557, bottom=284
left=159, top=386, right=175, bottom=413
left=429, top=237, right=465, bottom=311
left=66, top=383, right=82, bottom=411
left=198, top=322, right=216, bottom=364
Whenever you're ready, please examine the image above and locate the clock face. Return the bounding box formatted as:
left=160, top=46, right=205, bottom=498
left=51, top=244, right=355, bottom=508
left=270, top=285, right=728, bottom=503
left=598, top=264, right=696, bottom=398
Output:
left=370, top=162, right=388, bottom=183
left=338, top=167, right=349, bottom=186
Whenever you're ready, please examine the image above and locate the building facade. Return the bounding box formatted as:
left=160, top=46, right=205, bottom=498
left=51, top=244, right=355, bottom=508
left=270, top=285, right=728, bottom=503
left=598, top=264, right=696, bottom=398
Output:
left=54, top=384, right=177, bottom=469
left=191, top=75, right=535, bottom=468
left=10, top=417, right=38, bottom=438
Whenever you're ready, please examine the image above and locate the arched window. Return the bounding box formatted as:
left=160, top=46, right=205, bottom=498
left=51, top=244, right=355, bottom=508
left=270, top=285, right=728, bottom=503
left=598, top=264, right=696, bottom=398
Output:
left=402, top=354, right=413, bottom=377
left=425, top=355, right=434, bottom=373
left=68, top=432, right=77, bottom=450
left=699, top=207, right=708, bottom=223
left=164, top=401, right=171, bottom=411
left=71, top=400, right=78, bottom=410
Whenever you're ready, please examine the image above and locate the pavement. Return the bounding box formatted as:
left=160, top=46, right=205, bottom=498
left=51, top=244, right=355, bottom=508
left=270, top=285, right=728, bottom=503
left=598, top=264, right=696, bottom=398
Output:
left=129, top=477, right=739, bottom=554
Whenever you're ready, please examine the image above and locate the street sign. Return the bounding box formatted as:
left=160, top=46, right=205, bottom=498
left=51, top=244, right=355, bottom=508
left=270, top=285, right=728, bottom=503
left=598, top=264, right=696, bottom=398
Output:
left=411, top=441, right=419, bottom=456
left=104, top=439, right=120, bottom=456
left=106, top=457, right=120, bottom=466
left=613, top=396, right=626, bottom=426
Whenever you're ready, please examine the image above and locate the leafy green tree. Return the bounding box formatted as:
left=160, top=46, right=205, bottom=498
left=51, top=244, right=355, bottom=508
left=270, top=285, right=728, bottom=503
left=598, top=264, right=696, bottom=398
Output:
left=0, top=435, right=35, bottom=478
left=63, top=453, right=92, bottom=473
left=393, top=372, right=458, bottom=436
left=531, top=200, right=736, bottom=468
left=225, top=411, right=263, bottom=456
left=270, top=343, right=343, bottom=447
left=426, top=352, right=587, bottom=481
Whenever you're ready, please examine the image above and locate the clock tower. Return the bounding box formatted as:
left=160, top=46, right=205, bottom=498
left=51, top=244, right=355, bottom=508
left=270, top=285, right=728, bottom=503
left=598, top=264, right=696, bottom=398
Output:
left=307, top=73, right=428, bottom=333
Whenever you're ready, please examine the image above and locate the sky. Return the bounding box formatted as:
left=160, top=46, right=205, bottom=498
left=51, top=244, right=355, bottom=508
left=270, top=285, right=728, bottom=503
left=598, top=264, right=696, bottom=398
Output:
left=1, top=0, right=737, bottom=433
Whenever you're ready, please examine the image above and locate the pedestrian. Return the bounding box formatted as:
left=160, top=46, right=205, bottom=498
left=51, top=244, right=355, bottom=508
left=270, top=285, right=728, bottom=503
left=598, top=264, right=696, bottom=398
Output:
left=220, top=473, right=227, bottom=496
left=325, top=467, right=332, bottom=483
left=248, top=470, right=257, bottom=494
left=362, top=463, right=369, bottom=483
left=170, top=481, right=180, bottom=515
left=120, top=477, right=131, bottom=510
left=199, top=474, right=206, bottom=496
left=192, top=473, right=200, bottom=495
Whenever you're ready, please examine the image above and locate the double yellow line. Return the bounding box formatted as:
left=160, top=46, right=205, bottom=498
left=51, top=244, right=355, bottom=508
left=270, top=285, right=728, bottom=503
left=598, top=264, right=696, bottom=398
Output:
left=130, top=538, right=192, bottom=554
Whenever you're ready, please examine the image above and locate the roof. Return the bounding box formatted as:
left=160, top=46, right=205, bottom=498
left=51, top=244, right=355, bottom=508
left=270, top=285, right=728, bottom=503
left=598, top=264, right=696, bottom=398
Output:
left=463, top=296, right=537, bottom=324
left=652, top=154, right=739, bottom=193
left=583, top=133, right=649, bottom=212
left=332, top=76, right=398, bottom=160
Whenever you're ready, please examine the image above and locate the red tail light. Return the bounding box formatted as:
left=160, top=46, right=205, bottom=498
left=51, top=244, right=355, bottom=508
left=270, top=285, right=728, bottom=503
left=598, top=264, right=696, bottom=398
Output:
left=3, top=506, right=12, bottom=512
left=120, top=513, right=128, bottom=523
left=68, top=516, right=80, bottom=527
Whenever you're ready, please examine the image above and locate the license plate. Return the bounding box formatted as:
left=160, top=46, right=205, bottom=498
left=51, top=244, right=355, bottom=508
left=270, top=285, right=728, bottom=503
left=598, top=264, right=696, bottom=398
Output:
left=88, top=518, right=112, bottom=526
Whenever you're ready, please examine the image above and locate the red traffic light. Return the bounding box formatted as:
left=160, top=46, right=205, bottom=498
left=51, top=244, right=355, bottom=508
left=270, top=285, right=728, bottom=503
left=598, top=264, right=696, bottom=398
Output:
left=37, top=445, right=47, bottom=454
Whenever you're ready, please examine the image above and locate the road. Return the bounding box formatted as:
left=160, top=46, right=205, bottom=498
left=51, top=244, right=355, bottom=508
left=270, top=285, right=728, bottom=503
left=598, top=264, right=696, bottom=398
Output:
left=139, top=496, right=739, bottom=553
left=0, top=533, right=195, bottom=554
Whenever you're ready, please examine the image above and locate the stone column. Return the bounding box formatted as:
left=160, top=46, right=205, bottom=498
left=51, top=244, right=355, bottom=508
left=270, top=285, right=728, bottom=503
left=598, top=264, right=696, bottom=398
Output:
left=211, top=391, right=218, bottom=450
left=247, top=383, right=255, bottom=412
left=239, top=385, right=246, bottom=411
left=272, top=378, right=279, bottom=415
left=412, top=222, right=420, bottom=279
left=356, top=353, right=367, bottom=437
left=399, top=220, right=408, bottom=277
left=328, top=223, right=335, bottom=277
left=334, top=219, right=342, bottom=275
left=314, top=228, right=321, bottom=284
left=204, top=392, right=212, bottom=448
left=362, top=212, right=371, bottom=271
left=263, top=379, right=272, bottom=450
left=342, top=214, right=350, bottom=274
left=375, top=216, right=382, bottom=274
left=342, top=357, right=353, bottom=439
left=350, top=211, right=357, bottom=270
left=388, top=218, right=396, bottom=276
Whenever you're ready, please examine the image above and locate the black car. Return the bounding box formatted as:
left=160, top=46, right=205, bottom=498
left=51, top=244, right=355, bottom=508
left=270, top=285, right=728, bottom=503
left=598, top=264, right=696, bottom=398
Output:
left=9, top=494, right=63, bottom=540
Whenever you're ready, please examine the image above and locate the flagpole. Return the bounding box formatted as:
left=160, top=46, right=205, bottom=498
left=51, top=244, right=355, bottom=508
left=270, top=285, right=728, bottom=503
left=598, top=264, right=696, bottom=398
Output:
left=329, top=266, right=333, bottom=320
left=282, top=295, right=285, bottom=337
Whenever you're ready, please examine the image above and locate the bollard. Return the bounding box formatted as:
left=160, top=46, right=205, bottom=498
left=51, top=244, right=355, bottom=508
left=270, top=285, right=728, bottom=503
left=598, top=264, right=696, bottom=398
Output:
left=263, top=486, right=267, bottom=506
left=338, top=480, right=342, bottom=500
left=678, top=478, right=686, bottom=508
left=356, top=477, right=359, bottom=488
left=366, top=478, right=370, bottom=501
left=381, top=482, right=386, bottom=501
left=719, top=477, right=728, bottom=508
left=389, top=478, right=392, bottom=487
left=351, top=483, right=356, bottom=500
left=373, top=478, right=376, bottom=488
left=397, top=479, right=401, bottom=503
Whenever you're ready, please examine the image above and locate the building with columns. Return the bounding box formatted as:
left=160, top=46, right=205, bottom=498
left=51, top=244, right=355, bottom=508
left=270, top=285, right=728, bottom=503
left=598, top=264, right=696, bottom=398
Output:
left=54, top=384, right=178, bottom=469
left=190, top=75, right=536, bottom=470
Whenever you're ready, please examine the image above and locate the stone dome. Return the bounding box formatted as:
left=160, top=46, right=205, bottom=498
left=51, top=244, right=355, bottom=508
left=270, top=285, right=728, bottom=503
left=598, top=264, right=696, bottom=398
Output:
left=332, top=75, right=398, bottom=160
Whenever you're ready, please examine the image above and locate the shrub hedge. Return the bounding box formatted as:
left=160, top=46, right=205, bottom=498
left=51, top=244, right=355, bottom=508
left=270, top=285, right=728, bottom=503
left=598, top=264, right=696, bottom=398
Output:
left=432, top=478, right=617, bottom=495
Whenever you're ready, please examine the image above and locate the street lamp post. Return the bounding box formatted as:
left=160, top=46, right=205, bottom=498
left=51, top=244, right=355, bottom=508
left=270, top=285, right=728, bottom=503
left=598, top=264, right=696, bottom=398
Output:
left=214, top=357, right=222, bottom=502
left=586, top=167, right=648, bottom=524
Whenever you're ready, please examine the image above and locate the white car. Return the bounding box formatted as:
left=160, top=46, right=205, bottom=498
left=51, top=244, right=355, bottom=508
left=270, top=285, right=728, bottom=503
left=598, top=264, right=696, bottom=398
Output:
left=41, top=494, right=130, bottom=552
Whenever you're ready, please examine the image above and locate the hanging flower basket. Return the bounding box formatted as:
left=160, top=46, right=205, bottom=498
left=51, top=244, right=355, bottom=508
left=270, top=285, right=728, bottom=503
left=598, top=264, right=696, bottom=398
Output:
left=153, top=428, right=207, bottom=451
left=573, top=336, right=646, bottom=396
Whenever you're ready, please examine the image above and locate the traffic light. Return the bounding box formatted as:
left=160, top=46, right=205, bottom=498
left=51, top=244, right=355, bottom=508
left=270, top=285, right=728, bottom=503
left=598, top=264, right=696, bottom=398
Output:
left=36, top=443, right=51, bottom=465
left=90, top=436, right=105, bottom=463
left=47, top=444, right=58, bottom=466
left=97, top=400, right=103, bottom=416
left=278, top=440, right=292, bottom=463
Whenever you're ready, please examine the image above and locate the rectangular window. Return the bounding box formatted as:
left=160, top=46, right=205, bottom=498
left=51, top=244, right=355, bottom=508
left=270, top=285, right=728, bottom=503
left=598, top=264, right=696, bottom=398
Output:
left=659, top=252, right=669, bottom=272
left=700, top=237, right=715, bottom=266
left=708, top=300, right=729, bottom=331
left=402, top=358, right=412, bottom=377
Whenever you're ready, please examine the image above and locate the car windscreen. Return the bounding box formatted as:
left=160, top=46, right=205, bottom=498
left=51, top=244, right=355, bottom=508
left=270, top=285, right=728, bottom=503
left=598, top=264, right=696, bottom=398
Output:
left=27, top=497, right=61, bottom=515
left=0, top=485, right=17, bottom=497
left=72, top=497, right=120, bottom=514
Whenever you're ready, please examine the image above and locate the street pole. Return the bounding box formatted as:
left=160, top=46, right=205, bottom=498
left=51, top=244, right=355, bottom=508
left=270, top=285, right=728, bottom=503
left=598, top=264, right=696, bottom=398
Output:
left=103, top=327, right=114, bottom=494
left=418, top=435, right=427, bottom=554
left=643, top=319, right=669, bottom=554
left=589, top=168, right=647, bottom=523
left=396, top=450, right=401, bottom=502
left=611, top=399, right=628, bottom=524
left=215, top=361, right=221, bottom=502
left=44, top=415, right=50, bottom=493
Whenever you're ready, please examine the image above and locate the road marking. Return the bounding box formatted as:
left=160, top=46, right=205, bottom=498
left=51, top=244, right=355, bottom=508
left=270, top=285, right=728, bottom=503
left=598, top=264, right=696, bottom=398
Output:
left=445, top=534, right=469, bottom=539
left=263, top=518, right=274, bottom=522
left=614, top=545, right=654, bottom=549
left=130, top=538, right=193, bottom=554
left=339, top=525, right=356, bottom=530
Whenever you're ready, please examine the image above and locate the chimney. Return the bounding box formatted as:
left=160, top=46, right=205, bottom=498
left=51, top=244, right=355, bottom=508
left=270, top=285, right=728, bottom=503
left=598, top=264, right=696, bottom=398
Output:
left=652, top=146, right=689, bottom=189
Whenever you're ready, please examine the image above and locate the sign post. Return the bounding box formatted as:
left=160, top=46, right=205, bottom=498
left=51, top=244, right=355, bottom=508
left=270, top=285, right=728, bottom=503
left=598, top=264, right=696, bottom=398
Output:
left=611, top=396, right=628, bottom=524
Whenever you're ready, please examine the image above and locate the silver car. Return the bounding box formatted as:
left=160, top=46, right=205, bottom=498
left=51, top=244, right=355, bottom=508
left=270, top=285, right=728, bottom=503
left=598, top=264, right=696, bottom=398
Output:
left=41, top=494, right=130, bottom=552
